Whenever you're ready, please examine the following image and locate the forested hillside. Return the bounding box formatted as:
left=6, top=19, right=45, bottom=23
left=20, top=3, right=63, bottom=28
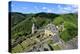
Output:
left=10, top=12, right=77, bottom=46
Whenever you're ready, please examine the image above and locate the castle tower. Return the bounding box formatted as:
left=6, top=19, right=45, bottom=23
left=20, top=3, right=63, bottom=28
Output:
left=58, top=23, right=64, bottom=32
left=32, top=23, right=35, bottom=34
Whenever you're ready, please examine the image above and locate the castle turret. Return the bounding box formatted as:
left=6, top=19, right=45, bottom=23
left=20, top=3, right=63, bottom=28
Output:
left=32, top=23, right=35, bottom=34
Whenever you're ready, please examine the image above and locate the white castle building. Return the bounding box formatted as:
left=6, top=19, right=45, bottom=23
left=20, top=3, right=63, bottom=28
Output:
left=32, top=23, right=35, bottom=34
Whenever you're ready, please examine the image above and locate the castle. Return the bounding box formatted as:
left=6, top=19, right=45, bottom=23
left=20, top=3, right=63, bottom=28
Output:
left=30, top=23, right=64, bottom=51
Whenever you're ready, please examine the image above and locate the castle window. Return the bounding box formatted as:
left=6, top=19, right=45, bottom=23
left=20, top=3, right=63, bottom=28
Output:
left=37, top=35, right=40, bottom=38
left=44, top=48, right=48, bottom=51
left=49, top=34, right=52, bottom=36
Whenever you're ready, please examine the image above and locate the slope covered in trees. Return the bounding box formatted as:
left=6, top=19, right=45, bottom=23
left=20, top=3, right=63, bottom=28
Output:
left=10, top=12, right=78, bottom=43
left=10, top=12, right=34, bottom=27
left=53, top=13, right=78, bottom=42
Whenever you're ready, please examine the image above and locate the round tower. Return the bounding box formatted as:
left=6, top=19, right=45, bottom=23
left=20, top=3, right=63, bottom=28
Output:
left=32, top=23, right=35, bottom=34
